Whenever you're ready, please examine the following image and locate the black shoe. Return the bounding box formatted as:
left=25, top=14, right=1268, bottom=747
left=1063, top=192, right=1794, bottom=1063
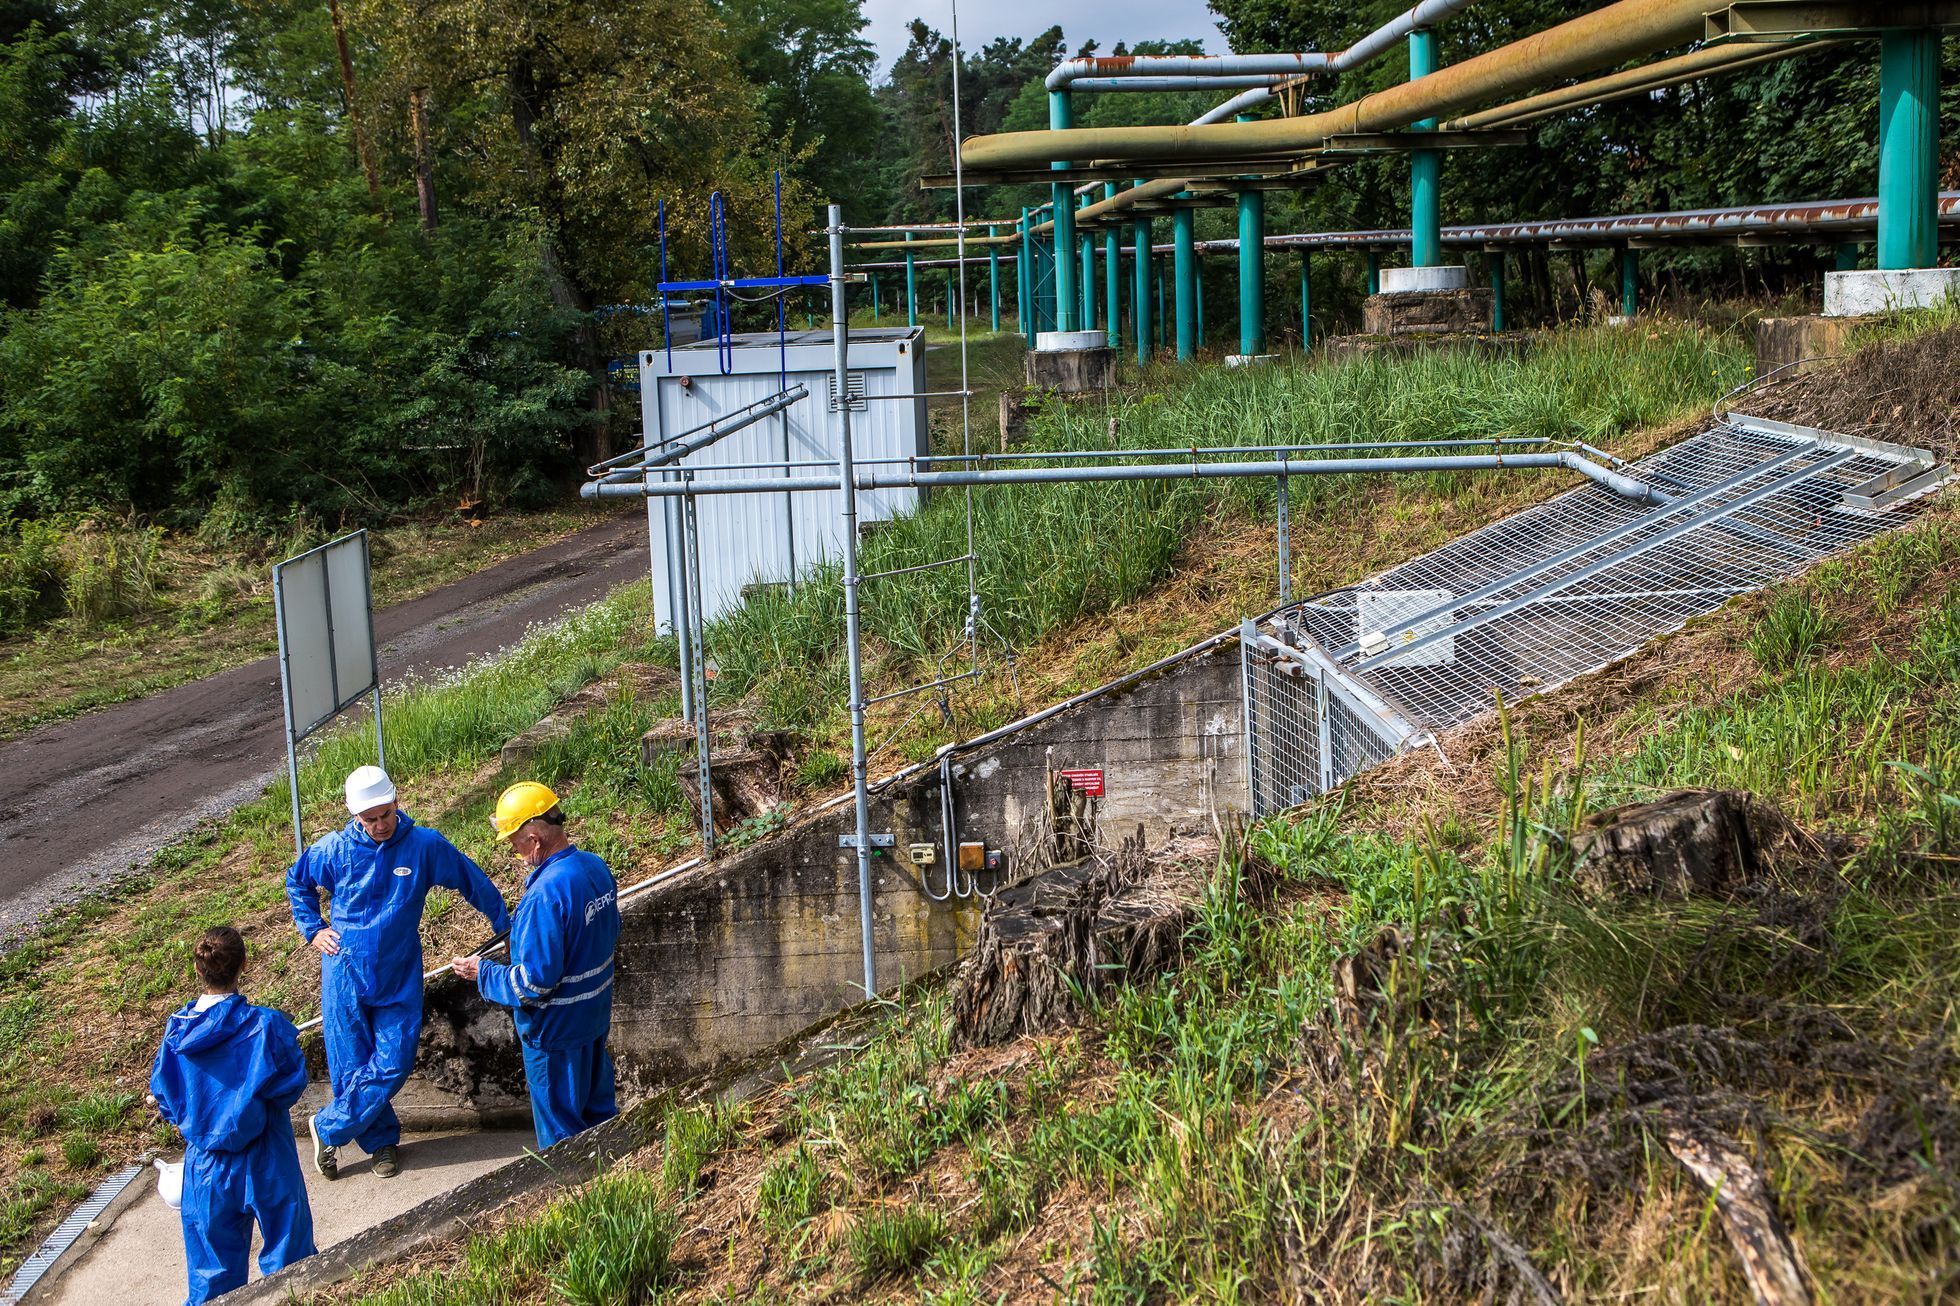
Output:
left=372, top=1144, right=399, bottom=1178
left=308, top=1114, right=339, bottom=1181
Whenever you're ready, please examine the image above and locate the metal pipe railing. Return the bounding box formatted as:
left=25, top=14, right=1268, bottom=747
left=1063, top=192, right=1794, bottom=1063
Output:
left=584, top=449, right=1665, bottom=505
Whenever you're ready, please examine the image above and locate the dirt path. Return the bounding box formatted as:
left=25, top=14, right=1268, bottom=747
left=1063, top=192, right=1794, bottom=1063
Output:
left=0, top=511, right=648, bottom=941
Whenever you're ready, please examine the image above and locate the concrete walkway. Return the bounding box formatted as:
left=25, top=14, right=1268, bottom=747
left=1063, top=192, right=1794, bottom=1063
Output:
left=40, top=1129, right=533, bottom=1306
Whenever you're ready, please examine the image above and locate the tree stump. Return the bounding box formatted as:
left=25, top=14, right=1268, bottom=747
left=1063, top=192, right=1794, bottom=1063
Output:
left=950, top=832, right=1231, bottom=1049
left=1571, top=790, right=1828, bottom=900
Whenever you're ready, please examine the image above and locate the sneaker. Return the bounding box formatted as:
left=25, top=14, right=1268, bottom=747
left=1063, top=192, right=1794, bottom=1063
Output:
left=372, top=1144, right=399, bottom=1179
left=309, top=1113, right=338, bottom=1181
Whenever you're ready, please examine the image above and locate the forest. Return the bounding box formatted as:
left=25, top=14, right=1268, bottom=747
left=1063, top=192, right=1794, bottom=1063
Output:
left=0, top=0, right=1951, bottom=546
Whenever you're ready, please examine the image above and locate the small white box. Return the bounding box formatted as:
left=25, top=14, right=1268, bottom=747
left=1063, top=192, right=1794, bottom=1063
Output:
left=1356, top=590, right=1457, bottom=667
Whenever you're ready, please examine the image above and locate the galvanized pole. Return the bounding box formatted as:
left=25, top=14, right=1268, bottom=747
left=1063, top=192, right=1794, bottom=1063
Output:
left=1049, top=89, right=1077, bottom=332
left=683, top=480, right=715, bottom=858
left=273, top=571, right=305, bottom=856
left=1103, top=185, right=1121, bottom=349
left=1876, top=28, right=1938, bottom=271
left=1276, top=471, right=1292, bottom=606
left=1173, top=207, right=1197, bottom=360
left=359, top=531, right=385, bottom=772
left=829, top=205, right=878, bottom=999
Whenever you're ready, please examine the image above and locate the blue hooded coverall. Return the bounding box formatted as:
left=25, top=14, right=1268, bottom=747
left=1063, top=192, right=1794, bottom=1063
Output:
left=476, top=845, right=622, bottom=1150
left=286, top=812, right=509, bottom=1151
left=150, top=995, right=316, bottom=1304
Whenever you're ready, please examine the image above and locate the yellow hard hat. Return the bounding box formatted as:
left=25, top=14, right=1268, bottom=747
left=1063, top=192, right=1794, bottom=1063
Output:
left=491, top=781, right=560, bottom=840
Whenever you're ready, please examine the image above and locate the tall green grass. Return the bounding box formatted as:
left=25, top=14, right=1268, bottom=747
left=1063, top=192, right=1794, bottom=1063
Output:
left=708, top=323, right=1748, bottom=739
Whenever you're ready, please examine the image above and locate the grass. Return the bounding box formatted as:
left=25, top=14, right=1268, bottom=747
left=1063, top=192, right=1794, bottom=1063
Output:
left=332, top=492, right=1960, bottom=1302
left=0, top=503, right=618, bottom=737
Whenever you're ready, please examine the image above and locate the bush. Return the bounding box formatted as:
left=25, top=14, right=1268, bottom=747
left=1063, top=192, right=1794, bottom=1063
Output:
left=0, top=520, right=65, bottom=634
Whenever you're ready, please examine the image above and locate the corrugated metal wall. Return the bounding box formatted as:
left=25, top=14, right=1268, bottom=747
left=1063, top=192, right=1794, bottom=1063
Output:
left=639, top=328, right=929, bottom=631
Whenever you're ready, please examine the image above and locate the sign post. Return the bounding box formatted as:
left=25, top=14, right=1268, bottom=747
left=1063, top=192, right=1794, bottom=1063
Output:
left=272, top=531, right=383, bottom=854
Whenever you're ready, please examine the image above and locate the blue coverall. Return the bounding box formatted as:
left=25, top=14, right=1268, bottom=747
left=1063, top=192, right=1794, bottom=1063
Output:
left=286, top=811, right=509, bottom=1151
left=476, top=845, right=622, bottom=1150
left=150, top=995, right=316, bottom=1304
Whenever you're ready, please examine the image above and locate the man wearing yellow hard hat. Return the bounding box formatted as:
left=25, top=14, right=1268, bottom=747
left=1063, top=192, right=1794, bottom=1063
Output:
left=451, top=781, right=621, bottom=1150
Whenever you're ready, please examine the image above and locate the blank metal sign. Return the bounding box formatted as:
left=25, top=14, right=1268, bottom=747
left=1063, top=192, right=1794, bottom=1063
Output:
left=274, top=531, right=377, bottom=741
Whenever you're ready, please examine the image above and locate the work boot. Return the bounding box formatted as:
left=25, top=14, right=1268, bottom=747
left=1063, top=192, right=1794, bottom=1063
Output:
left=372, top=1144, right=400, bottom=1178
left=309, top=1114, right=338, bottom=1181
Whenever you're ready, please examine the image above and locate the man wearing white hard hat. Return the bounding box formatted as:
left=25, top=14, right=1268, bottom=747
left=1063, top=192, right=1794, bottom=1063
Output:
left=285, top=765, right=509, bottom=1180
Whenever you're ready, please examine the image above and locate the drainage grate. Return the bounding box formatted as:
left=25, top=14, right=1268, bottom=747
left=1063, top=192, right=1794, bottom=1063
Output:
left=1244, top=416, right=1947, bottom=817
left=3, top=1163, right=144, bottom=1305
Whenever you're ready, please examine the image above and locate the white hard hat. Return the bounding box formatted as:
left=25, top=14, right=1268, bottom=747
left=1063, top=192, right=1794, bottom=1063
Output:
left=344, top=765, right=396, bottom=815
left=154, top=1157, right=183, bottom=1210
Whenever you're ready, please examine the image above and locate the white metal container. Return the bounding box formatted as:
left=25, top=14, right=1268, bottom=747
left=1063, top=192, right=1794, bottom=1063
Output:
left=639, top=327, right=929, bottom=631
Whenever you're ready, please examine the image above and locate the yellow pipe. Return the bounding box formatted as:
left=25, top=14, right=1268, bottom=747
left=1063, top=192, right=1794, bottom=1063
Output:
left=849, top=233, right=1019, bottom=250
left=960, top=0, right=1712, bottom=169
left=1445, top=40, right=1835, bottom=130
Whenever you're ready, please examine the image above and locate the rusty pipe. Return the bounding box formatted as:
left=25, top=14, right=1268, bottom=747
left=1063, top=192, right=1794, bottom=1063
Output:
left=965, top=0, right=1714, bottom=170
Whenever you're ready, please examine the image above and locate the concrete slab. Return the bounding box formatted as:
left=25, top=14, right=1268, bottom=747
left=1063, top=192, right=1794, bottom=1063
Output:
left=1379, top=265, right=1468, bottom=293
left=1824, top=267, right=1960, bottom=316
left=36, top=1129, right=532, bottom=1306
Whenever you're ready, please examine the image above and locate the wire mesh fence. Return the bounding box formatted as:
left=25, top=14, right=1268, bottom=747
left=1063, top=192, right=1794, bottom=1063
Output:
left=1243, top=416, right=1946, bottom=819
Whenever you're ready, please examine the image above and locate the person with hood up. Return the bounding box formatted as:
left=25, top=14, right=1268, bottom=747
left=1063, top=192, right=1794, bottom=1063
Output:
left=286, top=765, right=509, bottom=1180
left=452, top=781, right=620, bottom=1151
left=149, top=925, right=316, bottom=1304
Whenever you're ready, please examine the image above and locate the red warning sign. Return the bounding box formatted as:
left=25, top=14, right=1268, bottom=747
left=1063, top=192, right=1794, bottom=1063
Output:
left=1058, top=768, right=1105, bottom=796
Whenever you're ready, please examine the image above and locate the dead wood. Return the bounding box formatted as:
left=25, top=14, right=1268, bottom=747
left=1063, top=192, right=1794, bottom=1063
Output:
left=1572, top=789, right=1831, bottom=901
left=1662, top=1121, right=1813, bottom=1306
left=949, top=832, right=1230, bottom=1049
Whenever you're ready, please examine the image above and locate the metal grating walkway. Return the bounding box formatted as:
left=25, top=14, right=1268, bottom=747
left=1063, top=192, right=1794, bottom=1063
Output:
left=1244, top=415, right=1947, bottom=817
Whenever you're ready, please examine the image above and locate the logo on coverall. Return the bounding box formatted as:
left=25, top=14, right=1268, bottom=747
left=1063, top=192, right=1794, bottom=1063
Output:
left=584, top=889, right=616, bottom=926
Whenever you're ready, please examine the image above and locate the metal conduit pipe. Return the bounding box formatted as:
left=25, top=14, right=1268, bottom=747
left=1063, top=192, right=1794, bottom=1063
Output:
left=1044, top=0, right=1478, bottom=92
left=1071, top=75, right=1289, bottom=92
left=583, top=450, right=1665, bottom=505
left=970, top=0, right=1714, bottom=170
left=591, top=385, right=808, bottom=479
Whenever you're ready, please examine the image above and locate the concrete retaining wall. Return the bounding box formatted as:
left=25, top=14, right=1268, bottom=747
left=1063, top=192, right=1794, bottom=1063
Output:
left=387, top=640, right=1247, bottom=1118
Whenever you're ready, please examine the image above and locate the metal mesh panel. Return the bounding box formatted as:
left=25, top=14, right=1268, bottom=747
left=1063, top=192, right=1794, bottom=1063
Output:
left=1245, top=643, right=1321, bottom=816
left=1243, top=418, right=1944, bottom=819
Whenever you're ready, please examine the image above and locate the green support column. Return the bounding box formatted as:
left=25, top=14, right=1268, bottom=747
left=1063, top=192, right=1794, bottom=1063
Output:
left=1835, top=242, right=1861, bottom=272
left=1620, top=246, right=1638, bottom=318
left=1133, top=212, right=1152, bottom=365
left=1409, top=29, right=1441, bottom=268
left=1197, top=258, right=1206, bottom=347
left=870, top=272, right=879, bottom=323
left=989, top=246, right=1000, bottom=332
left=1049, top=90, right=1077, bottom=331
left=946, top=270, right=955, bottom=327
left=1366, top=251, right=1381, bottom=295
left=1238, top=188, right=1266, bottom=356
left=1144, top=262, right=1160, bottom=351
left=1172, top=208, right=1197, bottom=360
left=1488, top=251, right=1506, bottom=333
left=1299, top=251, right=1311, bottom=346
left=1103, top=185, right=1121, bottom=349
left=1878, top=28, right=1939, bottom=270
left=1080, top=233, right=1097, bottom=331
left=904, top=232, right=918, bottom=328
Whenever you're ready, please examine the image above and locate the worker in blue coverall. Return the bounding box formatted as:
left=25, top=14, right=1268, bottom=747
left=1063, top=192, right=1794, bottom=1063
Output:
left=150, top=925, right=316, bottom=1304
left=452, top=781, right=621, bottom=1151
left=286, top=765, right=509, bottom=1180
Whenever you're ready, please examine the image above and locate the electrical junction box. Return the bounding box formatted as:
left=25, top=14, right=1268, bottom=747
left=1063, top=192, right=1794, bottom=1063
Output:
left=639, top=328, right=929, bottom=632
left=908, top=843, right=935, bottom=866
left=958, top=842, right=985, bottom=873
left=984, top=848, right=1004, bottom=873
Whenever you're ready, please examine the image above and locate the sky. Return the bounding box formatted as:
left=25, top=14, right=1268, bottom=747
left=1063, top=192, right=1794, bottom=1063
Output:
left=860, top=0, right=1228, bottom=80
